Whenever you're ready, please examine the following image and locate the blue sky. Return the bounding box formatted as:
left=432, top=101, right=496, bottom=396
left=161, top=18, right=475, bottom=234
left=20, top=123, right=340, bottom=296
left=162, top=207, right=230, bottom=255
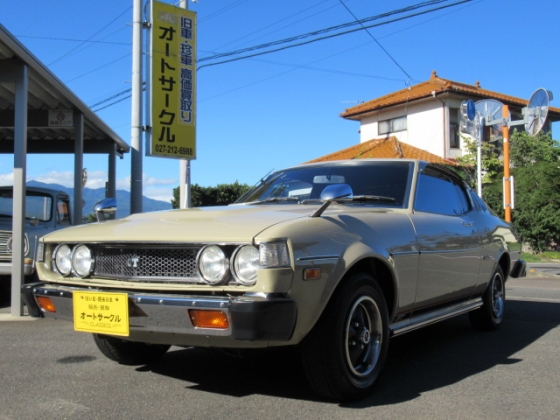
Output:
left=1, top=0, right=559, bottom=204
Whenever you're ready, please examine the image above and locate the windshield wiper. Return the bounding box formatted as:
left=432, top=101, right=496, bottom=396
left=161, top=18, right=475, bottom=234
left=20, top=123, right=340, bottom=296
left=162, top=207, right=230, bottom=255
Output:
left=341, top=195, right=395, bottom=203
left=253, top=197, right=301, bottom=205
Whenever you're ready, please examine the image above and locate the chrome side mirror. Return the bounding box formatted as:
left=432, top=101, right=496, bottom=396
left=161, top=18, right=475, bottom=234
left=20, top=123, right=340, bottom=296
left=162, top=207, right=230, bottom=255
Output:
left=94, top=198, right=117, bottom=222
left=320, top=183, right=353, bottom=200
left=311, top=184, right=354, bottom=218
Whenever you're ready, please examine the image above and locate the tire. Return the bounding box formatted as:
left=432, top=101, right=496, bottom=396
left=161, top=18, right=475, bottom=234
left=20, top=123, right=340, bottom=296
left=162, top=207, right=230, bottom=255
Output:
left=93, top=334, right=170, bottom=365
left=469, top=265, right=505, bottom=331
left=301, top=272, right=390, bottom=402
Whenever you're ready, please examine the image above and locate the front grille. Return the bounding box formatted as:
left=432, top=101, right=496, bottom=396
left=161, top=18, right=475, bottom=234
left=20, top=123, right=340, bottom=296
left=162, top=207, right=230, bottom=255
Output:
left=93, top=246, right=201, bottom=282
left=0, top=231, right=12, bottom=261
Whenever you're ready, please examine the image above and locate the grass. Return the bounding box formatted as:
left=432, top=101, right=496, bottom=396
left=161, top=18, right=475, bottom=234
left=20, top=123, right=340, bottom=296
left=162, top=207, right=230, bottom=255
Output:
left=522, top=251, right=560, bottom=263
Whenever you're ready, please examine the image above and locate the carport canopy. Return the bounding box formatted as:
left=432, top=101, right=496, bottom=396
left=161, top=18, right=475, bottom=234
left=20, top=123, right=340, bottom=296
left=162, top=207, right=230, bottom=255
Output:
left=0, top=24, right=130, bottom=316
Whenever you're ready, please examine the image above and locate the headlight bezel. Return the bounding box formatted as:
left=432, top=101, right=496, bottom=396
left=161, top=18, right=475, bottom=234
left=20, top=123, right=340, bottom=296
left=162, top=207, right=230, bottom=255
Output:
left=197, top=244, right=230, bottom=285
left=232, top=245, right=260, bottom=285
left=52, top=243, right=94, bottom=277
left=53, top=244, right=73, bottom=276
left=71, top=244, right=95, bottom=277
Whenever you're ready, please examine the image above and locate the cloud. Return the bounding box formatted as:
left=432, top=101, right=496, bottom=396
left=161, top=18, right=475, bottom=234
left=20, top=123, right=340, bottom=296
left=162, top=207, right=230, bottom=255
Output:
left=0, top=170, right=176, bottom=203
left=0, top=173, right=14, bottom=185
left=143, top=186, right=174, bottom=203
left=33, top=171, right=74, bottom=186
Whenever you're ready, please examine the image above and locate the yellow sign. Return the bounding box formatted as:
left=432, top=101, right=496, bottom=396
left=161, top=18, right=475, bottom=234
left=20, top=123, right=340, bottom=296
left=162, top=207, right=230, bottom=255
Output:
left=149, top=1, right=197, bottom=159
left=73, top=291, right=130, bottom=336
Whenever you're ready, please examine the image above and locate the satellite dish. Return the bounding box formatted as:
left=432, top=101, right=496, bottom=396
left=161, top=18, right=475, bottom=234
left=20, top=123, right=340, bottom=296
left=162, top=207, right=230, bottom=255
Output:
left=525, top=88, right=551, bottom=136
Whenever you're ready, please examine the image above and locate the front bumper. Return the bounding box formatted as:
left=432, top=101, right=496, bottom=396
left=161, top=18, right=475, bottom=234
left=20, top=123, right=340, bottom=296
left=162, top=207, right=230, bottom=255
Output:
left=22, top=283, right=297, bottom=345
left=510, top=259, right=527, bottom=278
left=0, top=261, right=34, bottom=276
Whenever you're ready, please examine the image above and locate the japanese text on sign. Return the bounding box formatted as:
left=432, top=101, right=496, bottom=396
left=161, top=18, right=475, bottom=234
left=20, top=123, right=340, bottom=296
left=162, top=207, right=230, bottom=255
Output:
left=73, top=291, right=130, bottom=336
left=149, top=1, right=197, bottom=159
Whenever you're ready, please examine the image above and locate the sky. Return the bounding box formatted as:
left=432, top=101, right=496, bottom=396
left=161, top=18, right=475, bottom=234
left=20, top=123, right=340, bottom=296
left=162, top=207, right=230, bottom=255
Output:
left=1, top=0, right=559, bottom=205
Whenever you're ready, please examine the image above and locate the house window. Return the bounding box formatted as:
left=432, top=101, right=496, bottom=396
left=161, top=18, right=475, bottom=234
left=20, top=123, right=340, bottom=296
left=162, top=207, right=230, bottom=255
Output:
left=450, top=108, right=460, bottom=149
left=379, top=116, right=407, bottom=134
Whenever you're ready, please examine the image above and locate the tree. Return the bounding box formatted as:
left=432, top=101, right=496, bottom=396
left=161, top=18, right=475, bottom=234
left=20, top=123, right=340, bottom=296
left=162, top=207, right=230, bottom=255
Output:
left=461, top=131, right=560, bottom=253
left=171, top=181, right=251, bottom=208
left=456, top=135, right=503, bottom=189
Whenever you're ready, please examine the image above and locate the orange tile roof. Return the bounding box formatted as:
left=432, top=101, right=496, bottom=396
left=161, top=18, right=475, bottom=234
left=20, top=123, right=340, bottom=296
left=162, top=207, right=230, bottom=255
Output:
left=306, top=137, right=458, bottom=165
left=341, top=70, right=560, bottom=120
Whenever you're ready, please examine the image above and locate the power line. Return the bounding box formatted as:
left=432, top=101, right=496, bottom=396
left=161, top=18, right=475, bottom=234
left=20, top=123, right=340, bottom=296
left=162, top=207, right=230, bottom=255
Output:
left=48, top=6, right=131, bottom=66
left=337, top=0, right=413, bottom=81
left=198, top=0, right=471, bottom=70
left=15, top=35, right=129, bottom=46
left=91, top=0, right=471, bottom=111
left=198, top=0, right=452, bottom=64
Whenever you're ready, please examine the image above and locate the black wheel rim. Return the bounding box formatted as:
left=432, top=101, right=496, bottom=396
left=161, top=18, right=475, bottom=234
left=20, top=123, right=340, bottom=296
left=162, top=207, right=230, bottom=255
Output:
left=344, top=296, right=383, bottom=377
left=491, top=271, right=505, bottom=319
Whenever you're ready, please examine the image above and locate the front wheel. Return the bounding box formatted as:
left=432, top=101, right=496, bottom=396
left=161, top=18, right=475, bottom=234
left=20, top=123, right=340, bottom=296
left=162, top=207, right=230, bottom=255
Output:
left=301, top=272, right=390, bottom=401
left=93, top=334, right=170, bottom=365
left=469, top=266, right=505, bottom=331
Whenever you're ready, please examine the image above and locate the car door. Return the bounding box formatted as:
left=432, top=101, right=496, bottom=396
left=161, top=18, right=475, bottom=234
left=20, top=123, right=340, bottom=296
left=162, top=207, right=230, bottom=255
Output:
left=410, top=166, right=481, bottom=312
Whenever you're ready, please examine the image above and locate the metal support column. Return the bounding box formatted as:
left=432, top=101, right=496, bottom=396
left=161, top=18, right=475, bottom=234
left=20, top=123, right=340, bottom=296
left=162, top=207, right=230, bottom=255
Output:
left=130, top=0, right=143, bottom=214
left=73, top=112, right=84, bottom=225
left=11, top=62, right=28, bottom=317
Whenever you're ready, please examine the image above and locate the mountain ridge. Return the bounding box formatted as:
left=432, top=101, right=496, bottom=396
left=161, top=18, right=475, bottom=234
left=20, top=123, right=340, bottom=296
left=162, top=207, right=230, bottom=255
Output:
left=26, top=180, right=173, bottom=219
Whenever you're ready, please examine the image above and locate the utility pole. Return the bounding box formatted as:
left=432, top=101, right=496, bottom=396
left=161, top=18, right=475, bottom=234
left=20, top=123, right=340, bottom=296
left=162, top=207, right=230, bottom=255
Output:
left=179, top=0, right=191, bottom=209
left=130, top=0, right=143, bottom=214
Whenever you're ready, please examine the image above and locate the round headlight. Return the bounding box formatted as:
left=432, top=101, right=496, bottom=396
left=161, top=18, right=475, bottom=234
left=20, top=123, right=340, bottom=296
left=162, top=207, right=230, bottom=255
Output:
left=233, top=245, right=259, bottom=285
left=7, top=235, right=30, bottom=255
left=71, top=244, right=94, bottom=277
left=54, top=244, right=72, bottom=276
left=198, top=245, right=228, bottom=284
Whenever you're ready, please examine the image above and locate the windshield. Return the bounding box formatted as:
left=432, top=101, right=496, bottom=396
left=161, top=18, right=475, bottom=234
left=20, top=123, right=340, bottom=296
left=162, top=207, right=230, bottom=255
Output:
left=0, top=190, right=53, bottom=222
left=237, top=161, right=413, bottom=208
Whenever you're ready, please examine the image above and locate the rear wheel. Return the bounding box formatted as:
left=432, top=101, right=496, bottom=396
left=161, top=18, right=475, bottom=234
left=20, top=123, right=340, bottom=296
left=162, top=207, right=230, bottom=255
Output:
left=301, top=272, right=390, bottom=401
left=93, top=334, right=170, bottom=365
left=469, top=266, right=505, bottom=331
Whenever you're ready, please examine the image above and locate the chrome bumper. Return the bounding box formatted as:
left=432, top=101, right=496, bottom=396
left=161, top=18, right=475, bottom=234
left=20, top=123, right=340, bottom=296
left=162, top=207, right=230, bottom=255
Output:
left=22, top=283, right=297, bottom=344
left=0, top=261, right=34, bottom=276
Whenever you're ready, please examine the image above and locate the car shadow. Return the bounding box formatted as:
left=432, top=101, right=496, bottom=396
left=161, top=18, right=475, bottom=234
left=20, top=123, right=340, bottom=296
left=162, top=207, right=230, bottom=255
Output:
left=139, top=299, right=559, bottom=405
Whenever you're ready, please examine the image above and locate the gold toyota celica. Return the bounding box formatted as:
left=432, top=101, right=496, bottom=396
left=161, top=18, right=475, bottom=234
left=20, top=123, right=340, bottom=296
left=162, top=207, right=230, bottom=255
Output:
left=22, top=159, right=526, bottom=402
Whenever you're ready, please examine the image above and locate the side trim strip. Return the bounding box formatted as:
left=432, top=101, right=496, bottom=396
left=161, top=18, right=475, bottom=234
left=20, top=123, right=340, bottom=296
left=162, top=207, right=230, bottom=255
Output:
left=390, top=298, right=483, bottom=336
left=297, top=255, right=339, bottom=262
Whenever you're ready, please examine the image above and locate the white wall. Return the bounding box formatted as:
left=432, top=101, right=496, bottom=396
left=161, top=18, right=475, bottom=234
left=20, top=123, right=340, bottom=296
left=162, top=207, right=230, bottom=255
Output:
left=359, top=100, right=446, bottom=157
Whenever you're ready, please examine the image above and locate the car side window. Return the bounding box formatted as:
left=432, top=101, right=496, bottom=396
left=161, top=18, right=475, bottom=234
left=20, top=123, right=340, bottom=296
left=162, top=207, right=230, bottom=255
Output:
left=57, top=200, right=70, bottom=225
left=414, top=169, right=470, bottom=216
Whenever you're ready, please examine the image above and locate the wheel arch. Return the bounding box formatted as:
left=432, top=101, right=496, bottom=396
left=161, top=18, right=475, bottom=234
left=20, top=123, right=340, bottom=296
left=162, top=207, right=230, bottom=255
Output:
left=340, top=257, right=396, bottom=319
left=497, top=252, right=511, bottom=281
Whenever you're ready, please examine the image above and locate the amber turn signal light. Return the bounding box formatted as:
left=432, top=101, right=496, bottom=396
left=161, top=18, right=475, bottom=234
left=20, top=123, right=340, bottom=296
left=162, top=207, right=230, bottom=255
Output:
left=188, top=310, right=229, bottom=329
left=36, top=296, right=56, bottom=313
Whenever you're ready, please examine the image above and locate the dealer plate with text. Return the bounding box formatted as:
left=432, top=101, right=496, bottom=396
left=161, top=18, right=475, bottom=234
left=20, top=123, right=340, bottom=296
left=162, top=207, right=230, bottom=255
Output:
left=73, top=291, right=130, bottom=336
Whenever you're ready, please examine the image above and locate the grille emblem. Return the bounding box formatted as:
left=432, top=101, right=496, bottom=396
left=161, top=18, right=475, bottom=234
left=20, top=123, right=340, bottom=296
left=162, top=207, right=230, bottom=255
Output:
left=127, top=255, right=140, bottom=268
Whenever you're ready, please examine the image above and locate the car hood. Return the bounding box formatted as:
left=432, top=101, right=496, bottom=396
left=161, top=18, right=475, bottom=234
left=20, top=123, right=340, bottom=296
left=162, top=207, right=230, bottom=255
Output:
left=42, top=204, right=317, bottom=243
left=0, top=217, right=52, bottom=234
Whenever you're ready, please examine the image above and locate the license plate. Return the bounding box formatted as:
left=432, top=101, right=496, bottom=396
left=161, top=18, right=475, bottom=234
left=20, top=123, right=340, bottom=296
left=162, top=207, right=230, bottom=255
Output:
left=73, top=291, right=130, bottom=336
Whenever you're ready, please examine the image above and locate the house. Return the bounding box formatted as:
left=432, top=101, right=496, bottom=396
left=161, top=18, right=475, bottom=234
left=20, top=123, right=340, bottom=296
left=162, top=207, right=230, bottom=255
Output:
left=306, top=136, right=458, bottom=166
left=338, top=71, right=560, bottom=161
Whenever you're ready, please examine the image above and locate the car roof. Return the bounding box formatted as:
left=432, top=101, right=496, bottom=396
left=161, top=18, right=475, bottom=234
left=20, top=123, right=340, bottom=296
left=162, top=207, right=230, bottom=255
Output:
left=0, top=185, right=68, bottom=197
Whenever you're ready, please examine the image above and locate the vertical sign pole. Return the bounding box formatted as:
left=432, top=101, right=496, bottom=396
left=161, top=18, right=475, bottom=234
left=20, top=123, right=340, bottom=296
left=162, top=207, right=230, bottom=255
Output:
left=179, top=0, right=191, bottom=209
left=477, top=117, right=484, bottom=197
left=130, top=0, right=143, bottom=214
left=502, top=105, right=512, bottom=222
